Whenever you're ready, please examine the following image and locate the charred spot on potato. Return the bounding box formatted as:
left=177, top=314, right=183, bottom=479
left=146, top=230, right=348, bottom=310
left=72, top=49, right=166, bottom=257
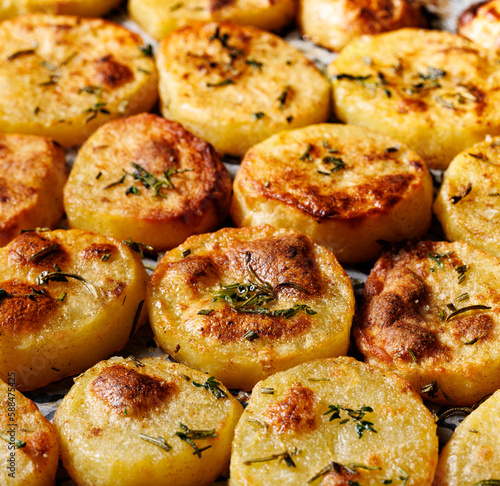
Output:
left=131, top=136, right=179, bottom=171
left=95, top=55, right=134, bottom=88
left=209, top=0, right=235, bottom=12
left=8, top=231, right=67, bottom=268
left=162, top=255, right=220, bottom=287
left=23, top=430, right=52, bottom=458
left=80, top=243, right=116, bottom=261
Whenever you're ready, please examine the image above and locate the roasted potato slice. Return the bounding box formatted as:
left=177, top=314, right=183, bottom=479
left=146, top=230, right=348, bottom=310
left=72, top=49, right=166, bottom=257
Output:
left=147, top=225, right=355, bottom=390
left=458, top=0, right=500, bottom=52
left=231, top=123, right=433, bottom=264
left=329, top=28, right=500, bottom=169
left=64, top=113, right=232, bottom=251
left=129, top=0, right=296, bottom=40
left=0, top=378, right=59, bottom=485
left=157, top=21, right=330, bottom=156
left=0, top=228, right=148, bottom=390
left=0, top=133, right=67, bottom=247
left=54, top=356, right=243, bottom=486
left=0, top=14, right=158, bottom=147
left=230, top=356, right=438, bottom=486
left=354, top=240, right=500, bottom=406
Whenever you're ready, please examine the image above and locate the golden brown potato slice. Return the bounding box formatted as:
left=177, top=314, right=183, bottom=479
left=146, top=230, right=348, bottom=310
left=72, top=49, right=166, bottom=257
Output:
left=0, top=0, right=122, bottom=19
left=230, top=356, right=438, bottom=486
left=458, top=0, right=500, bottom=52
left=64, top=113, right=232, bottom=252
left=147, top=225, right=355, bottom=390
left=433, top=389, right=500, bottom=486
left=434, top=136, right=500, bottom=259
left=0, top=228, right=148, bottom=390
left=0, top=133, right=67, bottom=247
left=157, top=21, right=330, bottom=156
left=231, top=123, right=433, bottom=264
left=329, top=28, right=500, bottom=169
left=54, top=356, right=243, bottom=486
left=0, top=378, right=59, bottom=485
left=0, top=14, right=158, bottom=147
left=129, top=0, right=296, bottom=40
left=298, top=0, right=425, bottom=52
left=354, top=240, right=500, bottom=406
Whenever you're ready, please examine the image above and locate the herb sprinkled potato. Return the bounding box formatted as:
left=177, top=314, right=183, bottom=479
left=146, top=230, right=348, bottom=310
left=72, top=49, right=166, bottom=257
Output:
left=0, top=133, right=67, bottom=247
left=329, top=28, right=500, bottom=169
left=54, top=356, right=243, bottom=486
left=231, top=123, right=433, bottom=264
left=0, top=378, right=59, bottom=485
left=129, top=0, right=296, bottom=40
left=157, top=21, right=330, bottom=156
left=64, top=113, right=232, bottom=252
left=0, top=14, right=158, bottom=147
left=147, top=225, right=355, bottom=390
left=230, top=356, right=438, bottom=486
left=0, top=229, right=148, bottom=390
left=355, top=240, right=500, bottom=406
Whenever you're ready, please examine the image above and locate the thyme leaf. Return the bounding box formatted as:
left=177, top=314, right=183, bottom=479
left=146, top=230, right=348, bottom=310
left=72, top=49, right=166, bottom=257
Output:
left=192, top=376, right=227, bottom=399
left=323, top=405, right=376, bottom=438
left=128, top=162, right=193, bottom=197
left=122, top=239, right=153, bottom=257
left=174, top=423, right=217, bottom=458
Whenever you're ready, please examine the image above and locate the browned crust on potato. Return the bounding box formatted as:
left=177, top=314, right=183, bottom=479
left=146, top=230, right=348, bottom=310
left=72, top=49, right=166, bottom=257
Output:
left=7, top=231, right=67, bottom=268
left=458, top=1, right=488, bottom=29
left=80, top=243, right=117, bottom=261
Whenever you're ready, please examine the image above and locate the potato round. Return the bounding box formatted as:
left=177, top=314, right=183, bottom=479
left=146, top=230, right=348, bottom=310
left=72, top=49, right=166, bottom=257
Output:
left=147, top=225, right=355, bottom=390
left=458, top=0, right=500, bottom=52
left=0, top=133, right=67, bottom=247
left=0, top=14, right=158, bottom=147
left=157, top=21, right=330, bottom=156
left=230, top=356, right=438, bottom=486
left=0, top=378, right=59, bottom=485
left=0, top=228, right=148, bottom=390
left=433, top=389, right=500, bottom=486
left=231, top=123, right=433, bottom=264
left=64, top=113, right=232, bottom=252
left=434, top=136, right=500, bottom=259
left=298, top=0, right=425, bottom=52
left=129, top=0, right=296, bottom=40
left=54, top=356, right=243, bottom=486
left=329, top=28, right=500, bottom=169
left=354, top=240, right=500, bottom=406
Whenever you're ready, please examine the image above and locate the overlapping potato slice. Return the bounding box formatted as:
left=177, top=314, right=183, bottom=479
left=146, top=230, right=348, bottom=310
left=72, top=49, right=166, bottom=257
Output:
left=458, top=0, right=500, bottom=52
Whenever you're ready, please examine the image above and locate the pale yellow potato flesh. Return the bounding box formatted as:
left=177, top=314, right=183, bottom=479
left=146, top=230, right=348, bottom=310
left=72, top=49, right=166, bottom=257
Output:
left=0, top=379, right=59, bottom=485
left=230, top=356, right=438, bottom=486
left=231, top=123, right=433, bottom=264
left=434, top=136, right=500, bottom=259
left=64, top=113, right=232, bottom=251
left=54, top=356, right=243, bottom=486
left=129, top=0, right=297, bottom=40
left=0, top=228, right=148, bottom=390
left=157, top=21, right=330, bottom=156
left=0, top=133, right=67, bottom=247
left=0, top=14, right=158, bottom=147
left=329, top=28, right=500, bottom=169
left=147, top=225, right=355, bottom=390
left=433, top=389, right=500, bottom=486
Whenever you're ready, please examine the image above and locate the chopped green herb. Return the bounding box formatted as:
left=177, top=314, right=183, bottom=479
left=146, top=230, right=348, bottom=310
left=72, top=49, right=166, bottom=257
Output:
left=96, top=171, right=102, bottom=180
left=206, top=79, right=235, bottom=87
left=84, top=101, right=110, bottom=123
left=0, top=432, right=26, bottom=449
left=128, top=355, right=145, bottom=367
left=245, top=57, right=263, bottom=69
left=56, top=292, right=67, bottom=302
left=174, top=423, right=217, bottom=458
left=455, top=264, right=468, bottom=284
left=398, top=467, right=409, bottom=486
left=138, top=44, right=154, bottom=57
left=472, top=481, right=500, bottom=486
left=323, top=405, right=376, bottom=438
left=446, top=305, right=492, bottom=323
left=322, top=155, right=345, bottom=173
left=307, top=377, right=330, bottom=382
left=78, top=85, right=102, bottom=95
left=40, top=60, right=57, bottom=71
left=29, top=243, right=60, bottom=262
left=468, top=153, right=496, bottom=165
left=277, top=86, right=290, bottom=109
left=197, top=309, right=214, bottom=315
left=39, top=75, right=59, bottom=87
left=209, top=27, right=244, bottom=58
left=122, top=239, right=153, bottom=257
left=464, top=336, right=482, bottom=345
left=300, top=143, right=313, bottom=161
left=332, top=73, right=372, bottom=82
left=322, top=140, right=339, bottom=153
left=192, top=376, right=227, bottom=399
left=101, top=253, right=111, bottom=261
left=36, top=264, right=98, bottom=298
left=139, top=434, right=172, bottom=452
left=7, top=49, right=36, bottom=61
left=260, top=387, right=274, bottom=394
left=182, top=249, right=191, bottom=258
left=244, top=450, right=297, bottom=467
left=169, top=2, right=183, bottom=11
left=385, top=146, right=399, bottom=153
left=252, top=112, right=265, bottom=120
left=243, top=330, right=259, bottom=341
left=421, top=380, right=453, bottom=403
left=456, top=292, right=469, bottom=302
left=429, top=251, right=453, bottom=270
left=126, top=185, right=140, bottom=196
left=129, top=300, right=144, bottom=339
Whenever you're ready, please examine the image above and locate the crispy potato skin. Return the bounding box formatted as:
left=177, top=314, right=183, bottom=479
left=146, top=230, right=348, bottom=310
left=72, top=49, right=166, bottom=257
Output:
left=0, top=14, right=158, bottom=147
left=458, top=0, right=500, bottom=51
left=129, top=0, right=297, bottom=40
left=0, top=379, right=59, bottom=485
left=354, top=240, right=500, bottom=406
left=231, top=124, right=433, bottom=264
left=147, top=225, right=355, bottom=390
left=0, top=229, right=148, bottom=390
left=0, top=133, right=67, bottom=247
left=298, top=0, right=425, bottom=51
left=157, top=21, right=330, bottom=156
left=0, top=0, right=122, bottom=18
left=54, top=357, right=243, bottom=486
left=433, top=389, right=500, bottom=485
left=329, top=28, right=500, bottom=169
left=64, top=113, right=232, bottom=251
left=230, top=357, right=438, bottom=486
left=434, top=136, right=500, bottom=259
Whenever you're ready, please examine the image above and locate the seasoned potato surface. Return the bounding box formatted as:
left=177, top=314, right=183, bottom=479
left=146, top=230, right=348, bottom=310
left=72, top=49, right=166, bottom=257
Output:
left=54, top=356, right=243, bottom=486
left=354, top=240, right=500, bottom=405
left=0, top=14, right=158, bottom=146
left=329, top=28, right=500, bottom=169
left=157, top=21, right=330, bottom=156
left=231, top=124, right=433, bottom=264
left=64, top=113, right=232, bottom=251
left=147, top=225, right=355, bottom=390
left=458, top=0, right=500, bottom=51
left=0, top=133, right=67, bottom=247
left=230, top=356, right=438, bottom=486
left=0, top=229, right=148, bottom=390
left=0, top=0, right=122, bottom=18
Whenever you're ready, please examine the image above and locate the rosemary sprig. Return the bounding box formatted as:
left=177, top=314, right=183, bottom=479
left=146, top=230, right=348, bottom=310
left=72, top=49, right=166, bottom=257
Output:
left=36, top=264, right=99, bottom=298
left=244, top=449, right=298, bottom=467
left=122, top=239, right=153, bottom=257
left=84, top=101, right=110, bottom=123
left=323, top=405, right=376, bottom=438
left=445, top=305, right=492, bottom=323
left=429, top=251, right=453, bottom=271
left=192, top=376, right=227, bottom=399
left=139, top=434, right=171, bottom=452
left=174, top=423, right=217, bottom=458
